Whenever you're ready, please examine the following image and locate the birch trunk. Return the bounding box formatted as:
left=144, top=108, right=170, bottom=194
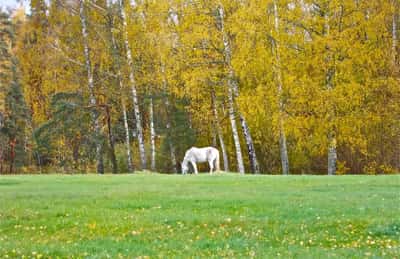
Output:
left=273, top=0, right=290, bottom=175
left=166, top=119, right=177, bottom=174
left=0, top=114, right=3, bottom=174
left=393, top=5, right=398, bottom=67
left=241, top=117, right=259, bottom=173
left=122, top=102, right=134, bottom=172
left=324, top=10, right=337, bottom=175
left=211, top=89, right=229, bottom=171
left=119, top=0, right=147, bottom=170
left=227, top=86, right=245, bottom=173
left=79, top=0, right=104, bottom=174
left=149, top=96, right=156, bottom=171
left=212, top=129, right=217, bottom=147
left=163, top=5, right=182, bottom=173
left=217, top=5, right=246, bottom=174
left=218, top=5, right=259, bottom=174
left=394, top=3, right=400, bottom=170
left=161, top=63, right=177, bottom=173
left=107, top=1, right=133, bottom=172
left=105, top=105, right=118, bottom=173
left=0, top=149, right=3, bottom=174
left=239, top=115, right=260, bottom=174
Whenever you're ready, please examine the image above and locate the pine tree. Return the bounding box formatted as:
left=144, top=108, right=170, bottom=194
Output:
left=0, top=10, right=29, bottom=173
left=3, top=61, right=29, bottom=173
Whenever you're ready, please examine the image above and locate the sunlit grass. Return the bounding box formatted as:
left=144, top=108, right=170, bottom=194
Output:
left=0, top=174, right=399, bottom=258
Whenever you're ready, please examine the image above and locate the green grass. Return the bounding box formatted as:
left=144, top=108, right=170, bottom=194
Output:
left=0, top=173, right=399, bottom=258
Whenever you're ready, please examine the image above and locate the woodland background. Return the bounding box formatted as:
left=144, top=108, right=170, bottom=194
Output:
left=0, top=0, right=399, bottom=175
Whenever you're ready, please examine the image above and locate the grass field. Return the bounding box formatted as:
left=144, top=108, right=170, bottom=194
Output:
left=0, top=173, right=399, bottom=258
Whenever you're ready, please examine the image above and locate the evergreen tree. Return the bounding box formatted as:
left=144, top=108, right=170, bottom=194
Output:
left=0, top=10, right=29, bottom=173
left=33, top=92, right=92, bottom=172
left=2, top=62, right=29, bottom=173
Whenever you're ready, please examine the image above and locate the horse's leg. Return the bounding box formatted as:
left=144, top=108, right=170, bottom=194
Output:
left=209, top=159, right=214, bottom=174
left=191, top=161, right=198, bottom=174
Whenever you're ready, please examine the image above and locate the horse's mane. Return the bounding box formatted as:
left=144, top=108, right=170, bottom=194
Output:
left=183, top=148, right=193, bottom=161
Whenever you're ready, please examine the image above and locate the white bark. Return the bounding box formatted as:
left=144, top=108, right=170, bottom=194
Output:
left=217, top=5, right=246, bottom=174
left=79, top=0, right=104, bottom=174
left=122, top=100, right=134, bottom=172
left=324, top=9, right=337, bottom=175
left=393, top=7, right=398, bottom=67
left=166, top=119, right=177, bottom=174
left=161, top=62, right=177, bottom=173
left=394, top=2, right=400, bottom=170
left=227, top=86, right=245, bottom=174
left=149, top=96, right=156, bottom=171
left=240, top=115, right=260, bottom=174
left=212, top=128, right=217, bottom=147
left=119, top=0, right=147, bottom=170
left=219, top=5, right=259, bottom=173
left=273, top=0, right=290, bottom=175
left=211, top=90, right=229, bottom=172
left=107, top=0, right=134, bottom=172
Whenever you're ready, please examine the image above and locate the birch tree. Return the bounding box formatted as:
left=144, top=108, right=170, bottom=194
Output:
left=149, top=94, right=156, bottom=171
left=392, top=0, right=398, bottom=68
left=79, top=0, right=104, bottom=174
left=161, top=62, right=178, bottom=173
left=323, top=5, right=337, bottom=175
left=216, top=4, right=245, bottom=174
left=119, top=0, right=147, bottom=170
left=211, top=88, right=229, bottom=171
left=271, top=0, right=290, bottom=175
left=106, top=0, right=134, bottom=172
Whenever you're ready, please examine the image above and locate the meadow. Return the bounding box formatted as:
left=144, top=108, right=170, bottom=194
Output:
left=0, top=173, right=399, bottom=258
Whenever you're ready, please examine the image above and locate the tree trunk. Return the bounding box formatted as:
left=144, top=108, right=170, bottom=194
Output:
left=227, top=86, right=245, bottom=174
left=9, top=139, right=16, bottom=174
left=107, top=1, right=134, bottom=172
left=163, top=4, right=181, bottom=173
left=279, top=120, right=290, bottom=175
left=218, top=5, right=260, bottom=174
left=149, top=96, right=156, bottom=171
left=212, top=128, right=217, bottom=147
left=79, top=0, right=104, bottom=174
left=119, top=0, right=147, bottom=170
left=217, top=5, right=245, bottom=174
left=105, top=106, right=118, bottom=173
left=327, top=135, right=337, bottom=175
left=273, top=0, right=290, bottom=175
left=0, top=147, right=3, bottom=174
left=72, top=139, right=80, bottom=170
left=239, top=115, right=260, bottom=174
left=393, top=4, right=398, bottom=68
left=165, top=102, right=177, bottom=174
left=161, top=62, right=178, bottom=173
left=324, top=9, right=337, bottom=175
left=122, top=102, right=134, bottom=172
left=394, top=3, right=400, bottom=170
left=211, top=89, right=229, bottom=172
left=167, top=120, right=177, bottom=174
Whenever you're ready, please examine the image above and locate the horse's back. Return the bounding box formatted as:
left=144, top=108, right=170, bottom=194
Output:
left=192, top=146, right=218, bottom=154
left=205, top=147, right=218, bottom=156
left=187, top=146, right=218, bottom=162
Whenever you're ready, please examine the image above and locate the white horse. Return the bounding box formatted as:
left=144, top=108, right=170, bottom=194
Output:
left=181, top=147, right=220, bottom=174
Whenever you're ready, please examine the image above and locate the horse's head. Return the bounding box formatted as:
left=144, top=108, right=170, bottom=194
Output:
left=181, top=159, right=189, bottom=174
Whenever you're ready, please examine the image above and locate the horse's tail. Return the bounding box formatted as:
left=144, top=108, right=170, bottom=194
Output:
left=216, top=150, right=220, bottom=172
